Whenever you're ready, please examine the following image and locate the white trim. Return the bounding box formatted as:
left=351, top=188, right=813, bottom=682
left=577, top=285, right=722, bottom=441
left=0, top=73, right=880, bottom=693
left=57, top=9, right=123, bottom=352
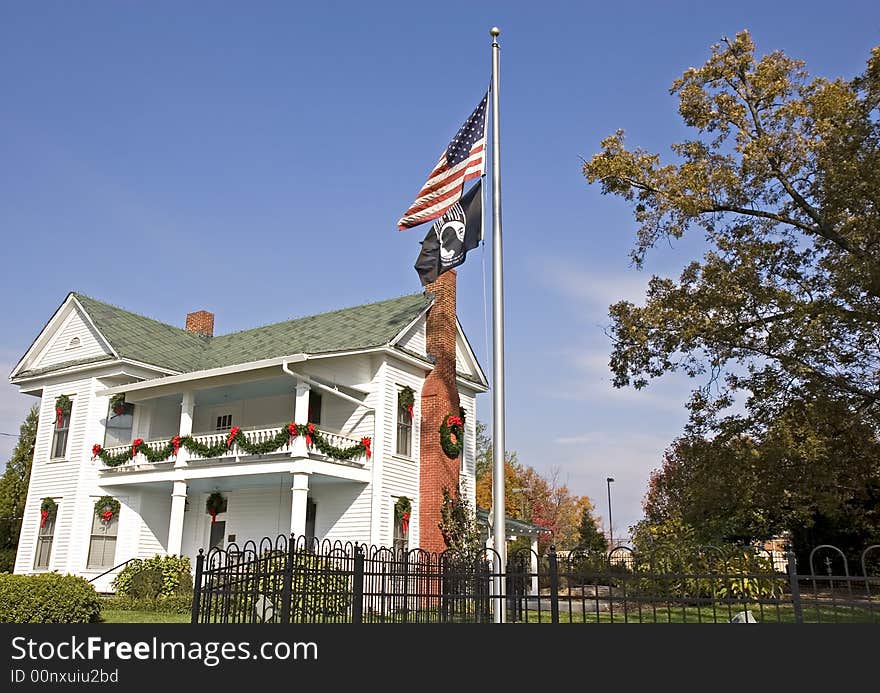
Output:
left=454, top=317, right=489, bottom=387
left=383, top=347, right=489, bottom=393
left=388, top=301, right=433, bottom=347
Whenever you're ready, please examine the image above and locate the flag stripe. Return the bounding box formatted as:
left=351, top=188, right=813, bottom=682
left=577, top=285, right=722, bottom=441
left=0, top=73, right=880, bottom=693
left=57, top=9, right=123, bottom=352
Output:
left=398, top=91, right=488, bottom=230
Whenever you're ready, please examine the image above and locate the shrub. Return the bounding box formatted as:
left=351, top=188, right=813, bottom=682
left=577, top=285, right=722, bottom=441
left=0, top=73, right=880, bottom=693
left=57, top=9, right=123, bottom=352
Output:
left=0, top=548, right=16, bottom=574
left=112, top=555, right=192, bottom=597
left=0, top=573, right=102, bottom=623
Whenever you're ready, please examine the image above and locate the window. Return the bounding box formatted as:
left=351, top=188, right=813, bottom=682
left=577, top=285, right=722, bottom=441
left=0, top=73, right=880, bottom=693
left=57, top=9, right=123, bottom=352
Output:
left=396, top=389, right=412, bottom=457
left=308, top=392, right=322, bottom=425
left=51, top=402, right=72, bottom=459
left=215, top=414, right=233, bottom=431
left=305, top=500, right=317, bottom=544
left=33, top=510, right=57, bottom=569
left=87, top=511, right=118, bottom=569
left=67, top=337, right=81, bottom=349
left=392, top=506, right=409, bottom=554
left=104, top=402, right=134, bottom=448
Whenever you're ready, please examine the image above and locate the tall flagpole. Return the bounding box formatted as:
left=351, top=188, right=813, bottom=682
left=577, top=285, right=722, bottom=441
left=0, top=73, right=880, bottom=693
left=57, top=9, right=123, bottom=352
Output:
left=489, top=25, right=507, bottom=624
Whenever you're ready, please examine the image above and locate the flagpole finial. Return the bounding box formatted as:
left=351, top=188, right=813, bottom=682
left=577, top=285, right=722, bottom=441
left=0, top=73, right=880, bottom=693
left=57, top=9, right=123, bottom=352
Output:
left=490, top=26, right=500, bottom=38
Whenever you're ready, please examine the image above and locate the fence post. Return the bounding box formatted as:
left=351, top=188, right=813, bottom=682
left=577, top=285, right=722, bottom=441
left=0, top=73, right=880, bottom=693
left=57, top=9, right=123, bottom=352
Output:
left=280, top=534, right=294, bottom=625
left=191, top=549, right=204, bottom=624
left=549, top=545, right=559, bottom=624
left=352, top=543, right=364, bottom=624
left=787, top=550, right=803, bottom=624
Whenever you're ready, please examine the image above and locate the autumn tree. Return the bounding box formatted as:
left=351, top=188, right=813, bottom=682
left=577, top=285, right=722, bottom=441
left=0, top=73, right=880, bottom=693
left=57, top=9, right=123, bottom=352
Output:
left=584, top=31, right=880, bottom=547
left=0, top=405, right=39, bottom=572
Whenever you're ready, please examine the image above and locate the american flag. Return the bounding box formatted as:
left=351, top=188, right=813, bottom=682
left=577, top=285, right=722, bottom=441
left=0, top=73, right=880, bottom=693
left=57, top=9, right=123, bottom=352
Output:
left=398, top=91, right=488, bottom=230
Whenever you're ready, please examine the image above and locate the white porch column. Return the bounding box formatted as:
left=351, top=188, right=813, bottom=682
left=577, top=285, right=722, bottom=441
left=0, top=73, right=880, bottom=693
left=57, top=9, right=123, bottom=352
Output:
left=289, top=472, right=310, bottom=538
left=530, top=537, right=539, bottom=595
left=176, top=390, right=195, bottom=468
left=167, top=480, right=188, bottom=555
left=291, top=381, right=310, bottom=457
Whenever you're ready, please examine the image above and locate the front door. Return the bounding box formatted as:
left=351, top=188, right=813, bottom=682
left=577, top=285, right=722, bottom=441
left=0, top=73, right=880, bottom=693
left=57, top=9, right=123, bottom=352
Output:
left=209, top=519, right=226, bottom=551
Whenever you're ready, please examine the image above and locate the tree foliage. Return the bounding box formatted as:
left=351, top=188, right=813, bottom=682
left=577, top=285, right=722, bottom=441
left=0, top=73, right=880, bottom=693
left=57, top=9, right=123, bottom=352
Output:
left=576, top=505, right=608, bottom=553
left=584, top=31, right=880, bottom=547
left=0, top=405, right=39, bottom=572
left=474, top=420, right=597, bottom=551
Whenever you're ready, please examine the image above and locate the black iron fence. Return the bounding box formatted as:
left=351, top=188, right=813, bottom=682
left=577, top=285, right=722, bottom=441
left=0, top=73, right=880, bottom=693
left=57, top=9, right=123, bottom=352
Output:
left=191, top=536, right=880, bottom=624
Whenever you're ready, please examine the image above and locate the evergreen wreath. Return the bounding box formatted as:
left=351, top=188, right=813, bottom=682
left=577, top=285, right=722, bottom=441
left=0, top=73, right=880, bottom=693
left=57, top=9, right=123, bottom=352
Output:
left=205, top=492, right=227, bottom=524
left=109, top=393, right=130, bottom=417
left=39, top=498, right=57, bottom=528
left=394, top=496, right=412, bottom=534
left=439, top=413, right=464, bottom=458
left=94, top=496, right=120, bottom=524
left=399, top=385, right=416, bottom=420
left=91, top=421, right=371, bottom=467
left=54, top=394, right=72, bottom=428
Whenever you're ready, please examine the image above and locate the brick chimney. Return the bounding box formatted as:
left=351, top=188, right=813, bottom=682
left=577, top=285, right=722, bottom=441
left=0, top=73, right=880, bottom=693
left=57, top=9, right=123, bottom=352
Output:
left=419, top=270, right=461, bottom=554
left=185, top=310, right=214, bottom=337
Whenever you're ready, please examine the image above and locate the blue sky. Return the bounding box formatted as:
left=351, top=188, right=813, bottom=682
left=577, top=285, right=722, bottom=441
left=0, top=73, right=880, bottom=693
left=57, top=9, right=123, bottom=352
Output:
left=1, top=1, right=877, bottom=541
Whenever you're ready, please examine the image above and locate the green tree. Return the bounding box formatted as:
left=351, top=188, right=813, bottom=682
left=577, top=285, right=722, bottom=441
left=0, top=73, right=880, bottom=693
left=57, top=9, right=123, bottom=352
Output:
left=575, top=505, right=608, bottom=553
left=0, top=405, right=39, bottom=572
left=584, top=31, right=880, bottom=548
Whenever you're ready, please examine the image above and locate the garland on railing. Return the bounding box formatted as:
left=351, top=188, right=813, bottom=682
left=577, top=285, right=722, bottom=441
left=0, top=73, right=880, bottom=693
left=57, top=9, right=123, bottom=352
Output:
left=394, top=496, right=411, bottom=535
left=91, top=421, right=372, bottom=467
left=399, top=385, right=415, bottom=420
left=94, top=496, right=120, bottom=524
left=40, top=498, right=57, bottom=528
left=54, top=394, right=72, bottom=428
left=439, top=413, right=464, bottom=458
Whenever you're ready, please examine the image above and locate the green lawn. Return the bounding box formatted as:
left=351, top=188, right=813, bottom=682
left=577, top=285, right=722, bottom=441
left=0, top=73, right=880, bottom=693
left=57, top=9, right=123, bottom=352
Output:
left=100, top=609, right=190, bottom=623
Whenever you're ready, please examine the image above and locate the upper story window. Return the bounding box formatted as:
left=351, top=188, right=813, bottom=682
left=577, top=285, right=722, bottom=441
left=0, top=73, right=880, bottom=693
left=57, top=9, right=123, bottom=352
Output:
left=216, top=414, right=233, bottom=431
left=67, top=337, right=81, bottom=349
left=308, top=392, right=322, bottom=425
left=396, top=388, right=412, bottom=457
left=51, top=402, right=72, bottom=459
left=104, top=401, right=134, bottom=448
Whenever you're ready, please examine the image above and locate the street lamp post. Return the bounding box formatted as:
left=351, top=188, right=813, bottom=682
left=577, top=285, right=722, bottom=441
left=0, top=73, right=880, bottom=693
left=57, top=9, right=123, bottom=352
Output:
left=606, top=477, right=615, bottom=549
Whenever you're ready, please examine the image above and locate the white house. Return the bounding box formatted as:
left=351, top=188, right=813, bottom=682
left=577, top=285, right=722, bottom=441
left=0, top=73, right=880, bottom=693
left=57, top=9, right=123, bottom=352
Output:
left=10, top=271, right=486, bottom=591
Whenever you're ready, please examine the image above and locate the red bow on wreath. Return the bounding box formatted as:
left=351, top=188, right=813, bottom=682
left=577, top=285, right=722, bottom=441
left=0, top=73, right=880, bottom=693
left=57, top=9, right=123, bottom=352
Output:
left=407, top=404, right=414, bottom=420
left=209, top=508, right=218, bottom=524
left=55, top=407, right=64, bottom=428
left=361, top=437, right=372, bottom=458
left=40, top=510, right=48, bottom=528
left=101, top=510, right=114, bottom=523
left=131, top=438, right=144, bottom=459
left=401, top=511, right=410, bottom=535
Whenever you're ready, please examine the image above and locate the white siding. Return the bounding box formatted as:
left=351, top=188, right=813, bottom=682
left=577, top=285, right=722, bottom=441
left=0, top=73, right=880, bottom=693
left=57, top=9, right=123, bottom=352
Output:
left=15, top=377, right=93, bottom=574
left=455, top=332, right=479, bottom=380
left=138, top=489, right=171, bottom=557
left=458, top=389, right=477, bottom=509
left=378, top=360, right=424, bottom=549
left=33, top=305, right=111, bottom=369
left=315, top=483, right=372, bottom=544
left=397, top=317, right=427, bottom=357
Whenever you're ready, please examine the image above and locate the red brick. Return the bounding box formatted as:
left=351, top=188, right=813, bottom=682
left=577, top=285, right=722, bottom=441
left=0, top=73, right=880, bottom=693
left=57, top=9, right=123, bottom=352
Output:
left=185, top=310, right=214, bottom=337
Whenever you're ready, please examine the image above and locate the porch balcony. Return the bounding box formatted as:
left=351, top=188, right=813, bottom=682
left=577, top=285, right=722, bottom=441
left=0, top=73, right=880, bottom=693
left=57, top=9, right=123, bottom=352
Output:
left=96, top=424, right=370, bottom=475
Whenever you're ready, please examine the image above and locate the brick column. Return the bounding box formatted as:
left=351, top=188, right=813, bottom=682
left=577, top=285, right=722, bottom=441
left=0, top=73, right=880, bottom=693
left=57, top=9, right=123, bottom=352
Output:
left=419, top=270, right=461, bottom=554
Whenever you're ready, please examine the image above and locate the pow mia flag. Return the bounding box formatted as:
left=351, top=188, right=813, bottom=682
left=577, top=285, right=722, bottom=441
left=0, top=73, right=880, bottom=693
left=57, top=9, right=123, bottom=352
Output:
left=414, top=179, right=482, bottom=287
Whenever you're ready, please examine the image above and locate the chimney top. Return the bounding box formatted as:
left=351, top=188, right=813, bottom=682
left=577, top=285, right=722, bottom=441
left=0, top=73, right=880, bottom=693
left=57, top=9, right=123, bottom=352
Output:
left=185, top=310, right=214, bottom=337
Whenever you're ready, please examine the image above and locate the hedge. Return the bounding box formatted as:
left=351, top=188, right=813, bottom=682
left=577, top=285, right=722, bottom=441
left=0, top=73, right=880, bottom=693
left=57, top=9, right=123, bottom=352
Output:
left=112, top=555, right=192, bottom=598
left=0, top=573, right=102, bottom=623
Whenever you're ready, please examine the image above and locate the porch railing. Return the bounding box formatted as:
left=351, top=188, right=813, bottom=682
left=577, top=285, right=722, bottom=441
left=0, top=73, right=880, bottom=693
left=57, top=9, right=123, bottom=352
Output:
left=98, top=425, right=368, bottom=468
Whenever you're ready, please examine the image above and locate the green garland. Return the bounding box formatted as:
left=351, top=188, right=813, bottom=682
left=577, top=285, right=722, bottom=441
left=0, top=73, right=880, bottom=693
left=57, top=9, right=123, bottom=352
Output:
left=92, top=421, right=372, bottom=467
left=439, top=413, right=464, bottom=458
left=94, top=496, right=120, bottom=522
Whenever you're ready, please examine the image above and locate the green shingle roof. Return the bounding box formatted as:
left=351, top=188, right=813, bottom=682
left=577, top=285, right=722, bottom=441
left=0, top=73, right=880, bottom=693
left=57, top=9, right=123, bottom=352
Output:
left=67, top=291, right=431, bottom=375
